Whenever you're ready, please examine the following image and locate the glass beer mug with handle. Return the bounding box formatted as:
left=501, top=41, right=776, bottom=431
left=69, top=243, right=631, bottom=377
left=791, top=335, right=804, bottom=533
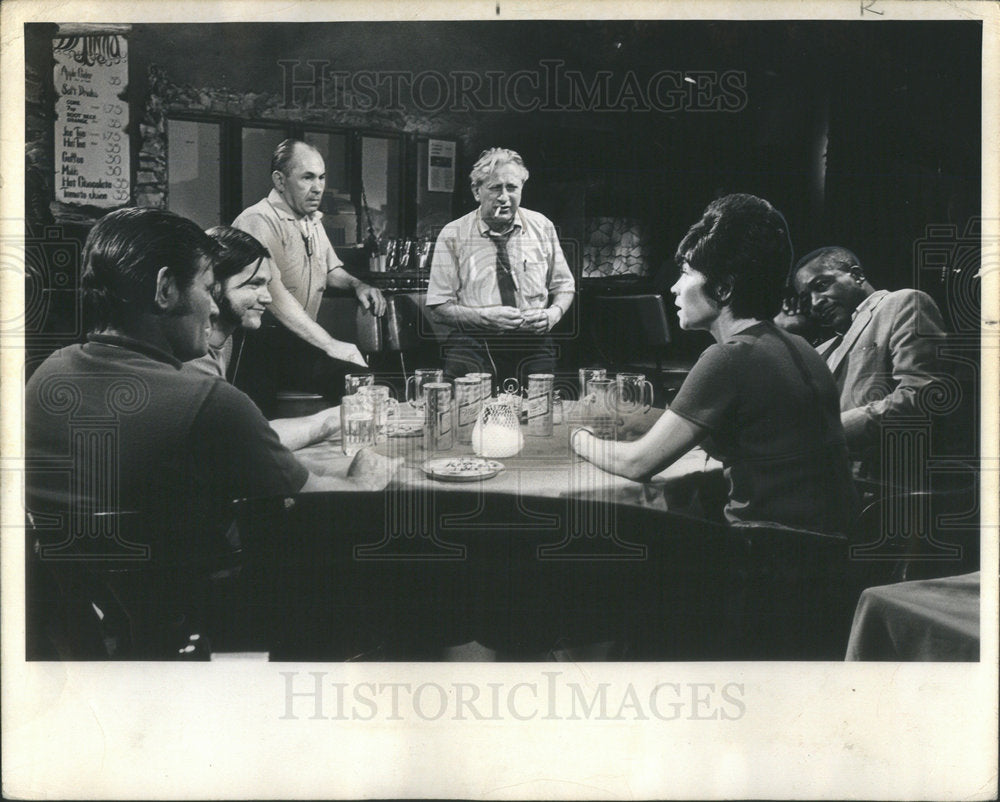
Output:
left=615, top=373, right=654, bottom=415
left=582, top=377, right=617, bottom=439
left=358, top=384, right=398, bottom=444
left=578, top=367, right=607, bottom=400
left=405, top=368, right=444, bottom=410
left=341, top=392, right=376, bottom=456
left=344, top=372, right=375, bottom=396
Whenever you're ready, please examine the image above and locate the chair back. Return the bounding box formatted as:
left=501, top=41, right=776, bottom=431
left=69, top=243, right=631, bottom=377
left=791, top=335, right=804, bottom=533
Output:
left=591, top=293, right=676, bottom=402
left=852, top=485, right=979, bottom=583
left=26, top=510, right=231, bottom=659
left=593, top=293, right=672, bottom=351
left=316, top=296, right=382, bottom=355
left=384, top=293, right=425, bottom=352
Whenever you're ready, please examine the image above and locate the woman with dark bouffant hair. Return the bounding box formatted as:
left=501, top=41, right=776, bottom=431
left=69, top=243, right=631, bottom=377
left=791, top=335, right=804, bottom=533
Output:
left=572, top=193, right=857, bottom=535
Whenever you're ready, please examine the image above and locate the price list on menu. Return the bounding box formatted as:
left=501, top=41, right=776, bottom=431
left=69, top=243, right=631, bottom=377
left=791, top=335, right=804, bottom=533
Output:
left=53, top=34, right=130, bottom=208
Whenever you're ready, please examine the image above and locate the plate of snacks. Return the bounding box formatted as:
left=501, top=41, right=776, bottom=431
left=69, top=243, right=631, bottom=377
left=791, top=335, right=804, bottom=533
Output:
left=420, top=457, right=505, bottom=482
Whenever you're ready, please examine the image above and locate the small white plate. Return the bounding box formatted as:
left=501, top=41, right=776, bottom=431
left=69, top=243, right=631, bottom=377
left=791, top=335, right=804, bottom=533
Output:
left=420, top=457, right=505, bottom=482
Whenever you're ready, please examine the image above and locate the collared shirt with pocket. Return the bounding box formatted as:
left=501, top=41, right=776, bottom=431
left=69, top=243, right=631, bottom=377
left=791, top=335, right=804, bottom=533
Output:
left=426, top=207, right=575, bottom=311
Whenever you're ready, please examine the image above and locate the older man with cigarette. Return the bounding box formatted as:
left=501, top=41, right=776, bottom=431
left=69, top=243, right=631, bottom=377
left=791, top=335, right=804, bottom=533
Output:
left=426, top=147, right=575, bottom=387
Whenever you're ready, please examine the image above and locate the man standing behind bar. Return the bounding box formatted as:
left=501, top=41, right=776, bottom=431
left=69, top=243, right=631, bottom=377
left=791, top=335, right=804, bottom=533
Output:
left=426, top=148, right=575, bottom=385
left=233, top=139, right=386, bottom=415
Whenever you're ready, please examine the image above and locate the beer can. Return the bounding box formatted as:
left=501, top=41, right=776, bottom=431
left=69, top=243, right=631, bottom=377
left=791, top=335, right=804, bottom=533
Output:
left=453, top=376, right=480, bottom=444
left=466, top=372, right=493, bottom=406
left=423, top=382, right=453, bottom=452
left=526, top=373, right=555, bottom=436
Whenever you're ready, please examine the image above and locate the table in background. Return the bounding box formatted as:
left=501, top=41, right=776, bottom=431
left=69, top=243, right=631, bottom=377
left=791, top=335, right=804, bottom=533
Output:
left=845, top=572, right=980, bottom=661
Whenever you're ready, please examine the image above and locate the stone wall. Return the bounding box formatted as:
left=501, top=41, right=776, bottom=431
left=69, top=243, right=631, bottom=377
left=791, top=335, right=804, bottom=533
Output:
left=134, top=65, right=169, bottom=208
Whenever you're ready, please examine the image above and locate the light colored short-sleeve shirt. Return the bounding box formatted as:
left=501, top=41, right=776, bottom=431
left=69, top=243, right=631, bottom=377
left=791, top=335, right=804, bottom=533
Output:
left=233, top=189, right=344, bottom=321
left=184, top=339, right=233, bottom=380
left=426, top=207, right=575, bottom=310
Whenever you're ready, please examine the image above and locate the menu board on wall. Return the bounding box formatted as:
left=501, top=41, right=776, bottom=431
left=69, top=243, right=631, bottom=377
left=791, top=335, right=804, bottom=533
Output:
left=427, top=139, right=456, bottom=193
left=53, top=34, right=130, bottom=208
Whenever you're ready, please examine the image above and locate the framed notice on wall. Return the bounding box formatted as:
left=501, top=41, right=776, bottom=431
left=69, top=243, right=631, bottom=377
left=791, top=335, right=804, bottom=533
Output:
left=427, top=139, right=455, bottom=193
left=53, top=33, right=130, bottom=208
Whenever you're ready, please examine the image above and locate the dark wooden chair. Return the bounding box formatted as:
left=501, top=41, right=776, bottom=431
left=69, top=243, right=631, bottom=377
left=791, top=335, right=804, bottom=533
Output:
left=850, top=485, right=979, bottom=584
left=382, top=292, right=426, bottom=380
left=591, top=294, right=680, bottom=403
left=26, top=511, right=239, bottom=660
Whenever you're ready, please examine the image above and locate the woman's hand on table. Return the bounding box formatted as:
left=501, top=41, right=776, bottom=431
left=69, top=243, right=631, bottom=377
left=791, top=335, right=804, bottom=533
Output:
left=617, top=407, right=663, bottom=441
left=571, top=410, right=707, bottom=483
left=569, top=426, right=595, bottom=458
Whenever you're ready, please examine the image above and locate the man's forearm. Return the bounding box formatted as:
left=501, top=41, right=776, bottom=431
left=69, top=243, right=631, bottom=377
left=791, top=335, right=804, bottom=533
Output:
left=328, top=266, right=363, bottom=291
left=429, top=301, right=485, bottom=330
left=268, top=281, right=352, bottom=355
left=548, top=292, right=574, bottom=322
left=842, top=381, right=929, bottom=453
left=270, top=407, right=338, bottom=452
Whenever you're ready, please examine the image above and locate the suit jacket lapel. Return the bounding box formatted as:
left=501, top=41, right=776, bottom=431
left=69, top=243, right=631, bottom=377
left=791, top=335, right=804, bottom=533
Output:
left=826, top=290, right=888, bottom=375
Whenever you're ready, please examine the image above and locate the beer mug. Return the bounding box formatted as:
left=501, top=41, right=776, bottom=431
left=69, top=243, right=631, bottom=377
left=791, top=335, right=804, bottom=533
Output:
left=340, top=392, right=376, bottom=456
left=578, top=367, right=607, bottom=400
left=406, top=368, right=444, bottom=409
left=359, top=384, right=398, bottom=443
left=582, top=377, right=616, bottom=439
left=344, top=373, right=375, bottom=395
left=615, top=372, right=654, bottom=414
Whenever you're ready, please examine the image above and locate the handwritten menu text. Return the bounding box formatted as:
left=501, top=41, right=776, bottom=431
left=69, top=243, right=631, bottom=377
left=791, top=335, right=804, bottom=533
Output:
left=53, top=35, right=130, bottom=208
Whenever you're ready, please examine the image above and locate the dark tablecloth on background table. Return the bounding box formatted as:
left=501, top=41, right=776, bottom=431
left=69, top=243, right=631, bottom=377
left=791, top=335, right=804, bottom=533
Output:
left=845, top=571, right=980, bottom=661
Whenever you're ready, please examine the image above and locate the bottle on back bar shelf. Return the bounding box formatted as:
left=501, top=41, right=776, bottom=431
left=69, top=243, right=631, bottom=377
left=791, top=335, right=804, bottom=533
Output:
left=415, top=237, right=431, bottom=272
left=398, top=238, right=413, bottom=270
left=383, top=238, right=396, bottom=272
left=365, top=231, right=383, bottom=272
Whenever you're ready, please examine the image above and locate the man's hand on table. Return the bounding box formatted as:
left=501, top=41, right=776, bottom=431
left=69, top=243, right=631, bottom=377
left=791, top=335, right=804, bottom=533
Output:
left=346, top=447, right=404, bottom=491
left=315, top=408, right=340, bottom=441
